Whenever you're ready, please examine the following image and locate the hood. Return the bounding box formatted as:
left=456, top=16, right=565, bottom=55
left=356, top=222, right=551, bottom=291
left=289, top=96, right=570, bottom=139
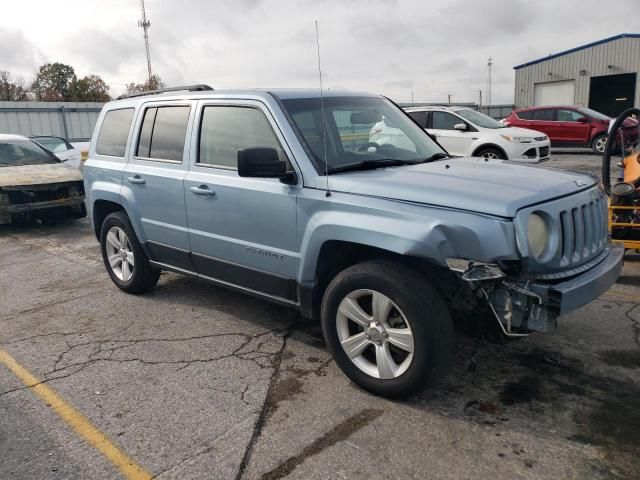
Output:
left=323, top=157, right=596, bottom=217
left=496, top=126, right=547, bottom=138
left=0, top=164, right=82, bottom=188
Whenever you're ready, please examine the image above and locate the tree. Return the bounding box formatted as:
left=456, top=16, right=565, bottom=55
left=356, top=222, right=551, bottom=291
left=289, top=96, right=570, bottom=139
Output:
left=124, top=74, right=165, bottom=95
left=31, top=63, right=76, bottom=101
left=0, top=71, right=28, bottom=101
left=72, top=74, right=110, bottom=102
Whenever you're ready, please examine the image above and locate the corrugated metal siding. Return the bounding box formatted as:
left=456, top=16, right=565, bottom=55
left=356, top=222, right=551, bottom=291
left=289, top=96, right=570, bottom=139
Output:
left=0, top=102, right=104, bottom=141
left=514, top=37, right=640, bottom=108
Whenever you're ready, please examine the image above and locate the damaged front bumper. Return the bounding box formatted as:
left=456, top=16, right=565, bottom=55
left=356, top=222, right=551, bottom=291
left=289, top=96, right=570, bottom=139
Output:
left=448, top=244, right=624, bottom=334
left=0, top=183, right=85, bottom=224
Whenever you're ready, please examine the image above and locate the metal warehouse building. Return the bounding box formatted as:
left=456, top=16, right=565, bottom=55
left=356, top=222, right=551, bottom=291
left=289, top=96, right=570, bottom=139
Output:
left=514, top=33, right=640, bottom=117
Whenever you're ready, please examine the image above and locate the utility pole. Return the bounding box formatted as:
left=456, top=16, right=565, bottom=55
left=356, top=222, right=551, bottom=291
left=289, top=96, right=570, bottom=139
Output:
left=479, top=90, right=483, bottom=109
left=447, top=94, right=453, bottom=105
left=138, top=0, right=152, bottom=82
left=411, top=90, right=414, bottom=104
left=487, top=57, right=493, bottom=106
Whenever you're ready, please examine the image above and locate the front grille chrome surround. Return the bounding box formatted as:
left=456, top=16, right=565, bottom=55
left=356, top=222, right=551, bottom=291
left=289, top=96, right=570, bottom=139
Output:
left=515, top=185, right=609, bottom=275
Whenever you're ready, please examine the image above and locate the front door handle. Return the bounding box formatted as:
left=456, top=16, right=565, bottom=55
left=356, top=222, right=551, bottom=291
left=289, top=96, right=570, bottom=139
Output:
left=190, top=185, right=216, bottom=196
left=127, top=175, right=146, bottom=185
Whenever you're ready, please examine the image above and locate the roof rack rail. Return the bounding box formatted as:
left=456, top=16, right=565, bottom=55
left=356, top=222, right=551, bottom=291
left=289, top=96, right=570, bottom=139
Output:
left=117, top=84, right=213, bottom=100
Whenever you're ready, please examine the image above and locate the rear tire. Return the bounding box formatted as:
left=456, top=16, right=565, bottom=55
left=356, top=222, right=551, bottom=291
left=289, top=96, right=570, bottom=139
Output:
left=99, top=211, right=160, bottom=293
left=475, top=147, right=505, bottom=160
left=592, top=134, right=607, bottom=154
left=321, top=260, right=454, bottom=398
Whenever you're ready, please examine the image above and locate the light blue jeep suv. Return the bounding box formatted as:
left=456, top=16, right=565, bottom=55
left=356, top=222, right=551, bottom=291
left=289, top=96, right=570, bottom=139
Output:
left=84, top=85, right=623, bottom=397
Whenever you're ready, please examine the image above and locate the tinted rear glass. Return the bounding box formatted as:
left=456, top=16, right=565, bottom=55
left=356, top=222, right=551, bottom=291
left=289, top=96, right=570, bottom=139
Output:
left=96, top=108, right=134, bottom=157
left=532, top=109, right=554, bottom=121
left=408, top=111, right=427, bottom=128
left=146, top=106, right=190, bottom=161
left=516, top=110, right=533, bottom=120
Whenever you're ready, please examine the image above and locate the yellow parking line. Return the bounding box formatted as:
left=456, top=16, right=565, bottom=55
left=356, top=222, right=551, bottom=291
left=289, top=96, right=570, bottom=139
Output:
left=0, top=348, right=151, bottom=480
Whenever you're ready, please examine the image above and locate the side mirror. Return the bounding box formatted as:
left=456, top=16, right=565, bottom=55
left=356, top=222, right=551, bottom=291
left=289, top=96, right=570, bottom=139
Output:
left=577, top=117, right=589, bottom=123
left=454, top=123, right=467, bottom=131
left=237, top=147, right=295, bottom=183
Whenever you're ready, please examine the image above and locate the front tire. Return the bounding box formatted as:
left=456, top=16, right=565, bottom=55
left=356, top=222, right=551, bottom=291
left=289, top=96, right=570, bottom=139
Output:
left=475, top=147, right=506, bottom=160
left=321, top=260, right=454, bottom=398
left=99, top=211, right=160, bottom=293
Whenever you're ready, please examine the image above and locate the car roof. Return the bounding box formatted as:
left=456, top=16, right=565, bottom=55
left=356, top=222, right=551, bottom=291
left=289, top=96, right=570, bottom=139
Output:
left=405, top=105, right=473, bottom=113
left=515, top=105, right=577, bottom=111
left=0, top=133, right=30, bottom=142
left=106, top=88, right=379, bottom=108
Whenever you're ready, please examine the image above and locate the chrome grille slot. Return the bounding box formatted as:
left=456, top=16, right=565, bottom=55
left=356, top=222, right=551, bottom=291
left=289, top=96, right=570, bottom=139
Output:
left=520, top=186, right=609, bottom=276
left=558, top=194, right=607, bottom=268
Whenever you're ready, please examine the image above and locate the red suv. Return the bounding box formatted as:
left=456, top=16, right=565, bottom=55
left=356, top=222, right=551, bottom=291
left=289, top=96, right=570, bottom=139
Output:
left=503, top=106, right=639, bottom=154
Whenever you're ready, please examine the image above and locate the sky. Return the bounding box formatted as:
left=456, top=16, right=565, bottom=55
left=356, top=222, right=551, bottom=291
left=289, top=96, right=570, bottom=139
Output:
left=1, top=0, right=639, bottom=104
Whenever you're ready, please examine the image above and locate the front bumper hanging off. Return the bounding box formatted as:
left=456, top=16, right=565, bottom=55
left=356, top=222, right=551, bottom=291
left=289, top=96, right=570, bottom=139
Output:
left=448, top=244, right=624, bottom=334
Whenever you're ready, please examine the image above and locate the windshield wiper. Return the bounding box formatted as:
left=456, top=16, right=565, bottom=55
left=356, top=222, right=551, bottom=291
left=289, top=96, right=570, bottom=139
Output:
left=418, top=152, right=450, bottom=163
left=328, top=159, right=415, bottom=174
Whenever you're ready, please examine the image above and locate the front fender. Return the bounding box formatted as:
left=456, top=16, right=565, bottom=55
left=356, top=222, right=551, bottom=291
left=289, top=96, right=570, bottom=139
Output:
left=297, top=194, right=518, bottom=284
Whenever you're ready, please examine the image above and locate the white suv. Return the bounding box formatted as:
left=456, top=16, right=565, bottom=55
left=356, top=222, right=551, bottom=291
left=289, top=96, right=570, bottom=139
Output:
left=390, top=106, right=551, bottom=162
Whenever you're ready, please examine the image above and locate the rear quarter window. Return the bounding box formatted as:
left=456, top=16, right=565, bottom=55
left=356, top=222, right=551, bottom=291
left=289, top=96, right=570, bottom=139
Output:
left=516, top=111, right=533, bottom=120
left=95, top=108, right=135, bottom=157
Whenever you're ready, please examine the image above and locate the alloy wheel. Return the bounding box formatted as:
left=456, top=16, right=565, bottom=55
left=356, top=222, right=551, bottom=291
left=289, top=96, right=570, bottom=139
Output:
left=336, top=289, right=414, bottom=379
left=105, top=226, right=135, bottom=281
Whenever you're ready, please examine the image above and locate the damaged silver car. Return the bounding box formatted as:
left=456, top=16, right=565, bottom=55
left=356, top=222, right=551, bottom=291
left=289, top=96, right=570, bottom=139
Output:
left=0, top=134, right=86, bottom=224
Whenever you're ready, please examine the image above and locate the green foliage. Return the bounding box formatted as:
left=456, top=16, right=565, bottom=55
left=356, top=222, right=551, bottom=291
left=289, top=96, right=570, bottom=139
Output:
left=124, top=74, right=165, bottom=95
left=72, top=74, right=111, bottom=102
left=0, top=71, right=28, bottom=101
left=31, top=62, right=76, bottom=101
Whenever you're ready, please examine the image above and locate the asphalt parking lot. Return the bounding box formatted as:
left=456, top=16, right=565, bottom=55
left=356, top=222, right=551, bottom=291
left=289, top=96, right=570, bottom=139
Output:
left=1, top=152, right=639, bottom=480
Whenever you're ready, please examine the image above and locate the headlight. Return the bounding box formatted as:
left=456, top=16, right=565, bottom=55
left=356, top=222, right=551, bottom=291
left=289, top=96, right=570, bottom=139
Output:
left=527, top=213, right=549, bottom=258
left=501, top=135, right=532, bottom=143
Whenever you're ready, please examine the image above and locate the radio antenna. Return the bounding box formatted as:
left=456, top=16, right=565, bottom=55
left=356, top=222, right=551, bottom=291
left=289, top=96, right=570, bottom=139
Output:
left=315, top=20, right=330, bottom=197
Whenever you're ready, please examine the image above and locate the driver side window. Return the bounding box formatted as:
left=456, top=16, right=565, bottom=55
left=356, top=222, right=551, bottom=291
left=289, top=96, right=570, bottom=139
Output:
left=432, top=112, right=461, bottom=130
left=557, top=109, right=585, bottom=122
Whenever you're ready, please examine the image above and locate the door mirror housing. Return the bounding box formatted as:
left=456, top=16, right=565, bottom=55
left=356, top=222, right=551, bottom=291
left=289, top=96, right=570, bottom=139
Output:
left=577, top=116, right=589, bottom=123
left=237, top=147, right=296, bottom=183
left=453, top=123, right=467, bottom=131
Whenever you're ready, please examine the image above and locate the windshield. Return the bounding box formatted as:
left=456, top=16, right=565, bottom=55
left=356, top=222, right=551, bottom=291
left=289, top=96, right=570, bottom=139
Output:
left=455, top=109, right=505, bottom=129
left=33, top=137, right=69, bottom=153
left=280, top=96, right=445, bottom=174
left=0, top=140, right=59, bottom=167
left=577, top=107, right=610, bottom=121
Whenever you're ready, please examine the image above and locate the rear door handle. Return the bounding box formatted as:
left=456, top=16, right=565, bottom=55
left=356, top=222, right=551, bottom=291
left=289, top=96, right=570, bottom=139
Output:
left=127, top=175, right=146, bottom=185
left=190, top=185, right=216, bottom=196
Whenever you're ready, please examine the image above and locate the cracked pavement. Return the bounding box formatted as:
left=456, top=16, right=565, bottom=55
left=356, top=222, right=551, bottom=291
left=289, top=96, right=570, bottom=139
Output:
left=1, top=153, right=639, bottom=479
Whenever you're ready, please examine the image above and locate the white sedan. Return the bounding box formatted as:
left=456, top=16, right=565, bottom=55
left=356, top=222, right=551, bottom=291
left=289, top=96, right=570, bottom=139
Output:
left=397, top=106, right=551, bottom=163
left=31, top=136, right=82, bottom=169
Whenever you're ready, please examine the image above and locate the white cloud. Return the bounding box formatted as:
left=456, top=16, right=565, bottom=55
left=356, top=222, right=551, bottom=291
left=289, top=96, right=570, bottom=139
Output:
left=1, top=0, right=638, bottom=102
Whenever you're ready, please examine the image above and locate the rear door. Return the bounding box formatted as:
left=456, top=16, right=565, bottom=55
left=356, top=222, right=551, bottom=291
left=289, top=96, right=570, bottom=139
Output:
left=528, top=108, right=557, bottom=143
left=555, top=108, right=590, bottom=145
left=427, top=111, right=474, bottom=155
left=184, top=100, right=300, bottom=302
left=122, top=101, right=195, bottom=268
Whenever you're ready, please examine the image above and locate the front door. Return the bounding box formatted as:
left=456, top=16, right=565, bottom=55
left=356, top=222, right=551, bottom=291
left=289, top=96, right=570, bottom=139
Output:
left=427, top=111, right=474, bottom=155
left=122, top=102, right=194, bottom=268
left=184, top=101, right=300, bottom=302
left=555, top=108, right=591, bottom=146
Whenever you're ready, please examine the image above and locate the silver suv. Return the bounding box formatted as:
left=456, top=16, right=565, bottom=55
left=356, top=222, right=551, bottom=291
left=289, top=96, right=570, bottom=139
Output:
left=83, top=85, right=623, bottom=397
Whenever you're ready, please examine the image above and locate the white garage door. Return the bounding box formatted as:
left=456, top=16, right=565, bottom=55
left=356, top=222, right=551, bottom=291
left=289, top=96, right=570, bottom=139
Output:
left=534, top=80, right=575, bottom=106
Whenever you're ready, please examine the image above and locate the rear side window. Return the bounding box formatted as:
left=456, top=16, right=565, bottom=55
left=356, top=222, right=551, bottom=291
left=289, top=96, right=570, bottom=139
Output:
left=408, top=111, right=427, bottom=128
left=96, top=108, right=134, bottom=157
left=532, top=109, right=554, bottom=121
left=136, top=106, right=191, bottom=162
left=198, top=106, right=284, bottom=169
left=516, top=110, right=533, bottom=120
